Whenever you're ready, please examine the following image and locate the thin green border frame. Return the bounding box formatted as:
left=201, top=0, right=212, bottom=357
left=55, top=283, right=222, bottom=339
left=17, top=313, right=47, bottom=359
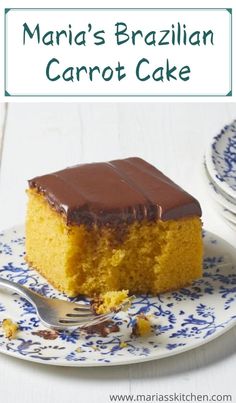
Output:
left=4, top=7, right=233, bottom=97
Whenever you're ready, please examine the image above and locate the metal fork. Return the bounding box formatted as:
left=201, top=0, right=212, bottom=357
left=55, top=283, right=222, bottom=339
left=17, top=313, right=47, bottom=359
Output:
left=0, top=277, right=130, bottom=330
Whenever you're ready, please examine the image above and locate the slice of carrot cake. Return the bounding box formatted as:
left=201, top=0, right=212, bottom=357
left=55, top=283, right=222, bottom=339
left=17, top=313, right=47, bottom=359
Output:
left=25, top=157, right=203, bottom=297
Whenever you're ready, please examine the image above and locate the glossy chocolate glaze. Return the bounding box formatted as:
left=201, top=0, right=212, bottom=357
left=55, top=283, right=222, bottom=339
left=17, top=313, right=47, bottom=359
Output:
left=28, top=157, right=202, bottom=226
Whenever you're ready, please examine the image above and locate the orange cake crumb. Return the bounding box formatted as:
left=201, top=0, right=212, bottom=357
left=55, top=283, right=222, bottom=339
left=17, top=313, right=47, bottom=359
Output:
left=92, top=290, right=130, bottom=314
left=132, top=314, right=152, bottom=337
left=2, top=319, right=18, bottom=339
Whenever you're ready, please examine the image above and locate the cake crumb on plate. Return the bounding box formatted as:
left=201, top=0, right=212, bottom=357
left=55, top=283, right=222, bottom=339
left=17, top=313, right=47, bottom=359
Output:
left=92, top=290, right=130, bottom=314
left=120, top=341, right=128, bottom=348
left=132, top=314, right=152, bottom=337
left=1, top=318, right=18, bottom=339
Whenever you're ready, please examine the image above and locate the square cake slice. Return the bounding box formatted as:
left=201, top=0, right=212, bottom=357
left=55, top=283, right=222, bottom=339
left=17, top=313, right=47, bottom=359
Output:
left=26, top=157, right=203, bottom=297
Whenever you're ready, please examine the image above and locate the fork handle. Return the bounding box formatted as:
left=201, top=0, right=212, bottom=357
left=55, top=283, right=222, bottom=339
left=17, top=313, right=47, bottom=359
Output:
left=0, top=277, right=38, bottom=308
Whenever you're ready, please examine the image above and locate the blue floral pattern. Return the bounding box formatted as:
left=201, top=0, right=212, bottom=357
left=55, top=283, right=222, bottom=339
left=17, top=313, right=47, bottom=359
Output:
left=210, top=120, right=236, bottom=193
left=0, top=226, right=236, bottom=367
left=203, top=160, right=236, bottom=214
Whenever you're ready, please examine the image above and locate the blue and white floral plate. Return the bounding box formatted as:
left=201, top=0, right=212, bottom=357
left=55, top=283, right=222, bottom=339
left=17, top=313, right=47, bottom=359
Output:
left=202, top=161, right=236, bottom=227
left=205, top=120, right=236, bottom=200
left=0, top=226, right=236, bottom=367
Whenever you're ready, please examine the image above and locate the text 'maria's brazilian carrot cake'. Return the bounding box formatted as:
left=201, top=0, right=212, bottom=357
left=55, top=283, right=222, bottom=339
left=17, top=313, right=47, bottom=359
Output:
left=25, top=157, right=203, bottom=297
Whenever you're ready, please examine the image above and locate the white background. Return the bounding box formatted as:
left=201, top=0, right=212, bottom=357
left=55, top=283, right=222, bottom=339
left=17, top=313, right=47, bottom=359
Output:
left=5, top=8, right=231, bottom=96
left=0, top=102, right=235, bottom=403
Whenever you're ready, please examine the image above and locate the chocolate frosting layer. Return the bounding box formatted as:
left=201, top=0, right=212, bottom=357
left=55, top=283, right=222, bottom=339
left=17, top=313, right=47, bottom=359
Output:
left=28, top=157, right=202, bottom=226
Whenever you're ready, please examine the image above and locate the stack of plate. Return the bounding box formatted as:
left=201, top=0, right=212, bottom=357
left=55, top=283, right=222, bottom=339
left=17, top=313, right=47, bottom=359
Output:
left=203, top=119, right=236, bottom=231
